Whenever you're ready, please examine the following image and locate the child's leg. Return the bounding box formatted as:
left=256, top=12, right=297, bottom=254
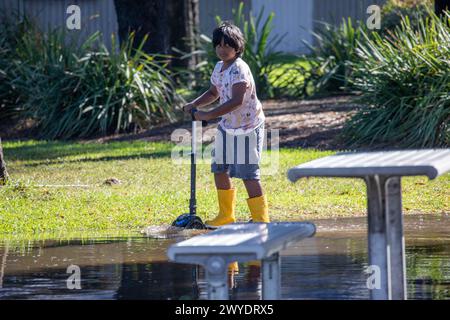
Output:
left=243, top=179, right=263, bottom=198
left=214, top=172, right=234, bottom=190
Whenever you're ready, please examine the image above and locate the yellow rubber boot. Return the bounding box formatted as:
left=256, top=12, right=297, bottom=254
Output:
left=247, top=194, right=270, bottom=223
left=228, top=261, right=239, bottom=274
left=228, top=261, right=239, bottom=289
left=205, top=188, right=236, bottom=227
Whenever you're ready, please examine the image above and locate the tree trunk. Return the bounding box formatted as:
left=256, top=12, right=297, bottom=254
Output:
left=167, top=0, right=200, bottom=69
left=0, top=138, right=9, bottom=185
left=435, top=0, right=450, bottom=15
left=113, top=0, right=199, bottom=69
left=113, top=0, right=169, bottom=54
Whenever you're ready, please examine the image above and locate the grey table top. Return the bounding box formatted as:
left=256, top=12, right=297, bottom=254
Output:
left=167, top=222, right=316, bottom=260
left=287, top=149, right=450, bottom=181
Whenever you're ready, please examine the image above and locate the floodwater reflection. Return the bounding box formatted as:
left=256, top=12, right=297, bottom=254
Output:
left=0, top=214, right=448, bottom=300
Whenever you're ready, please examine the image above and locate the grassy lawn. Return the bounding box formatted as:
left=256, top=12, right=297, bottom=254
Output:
left=0, top=139, right=448, bottom=239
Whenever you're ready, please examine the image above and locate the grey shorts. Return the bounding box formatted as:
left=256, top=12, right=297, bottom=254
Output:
left=211, top=123, right=265, bottom=180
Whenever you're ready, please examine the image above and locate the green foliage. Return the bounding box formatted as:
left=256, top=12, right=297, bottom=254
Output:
left=0, top=18, right=24, bottom=120
left=0, top=19, right=180, bottom=139
left=173, top=33, right=216, bottom=97
left=227, top=2, right=285, bottom=98
left=177, top=2, right=310, bottom=99
left=342, top=9, right=450, bottom=148
left=268, top=55, right=319, bottom=98
left=303, top=0, right=436, bottom=96
left=306, top=18, right=368, bottom=94
left=381, top=0, right=433, bottom=32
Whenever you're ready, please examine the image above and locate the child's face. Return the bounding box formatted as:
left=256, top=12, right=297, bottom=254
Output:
left=215, top=39, right=238, bottom=62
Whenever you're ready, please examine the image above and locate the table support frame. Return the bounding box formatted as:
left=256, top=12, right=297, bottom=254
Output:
left=365, top=175, right=407, bottom=300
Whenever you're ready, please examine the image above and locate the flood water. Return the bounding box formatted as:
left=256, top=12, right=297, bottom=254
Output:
left=0, top=214, right=448, bottom=300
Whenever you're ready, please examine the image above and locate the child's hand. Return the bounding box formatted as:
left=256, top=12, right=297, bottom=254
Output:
left=182, top=103, right=195, bottom=115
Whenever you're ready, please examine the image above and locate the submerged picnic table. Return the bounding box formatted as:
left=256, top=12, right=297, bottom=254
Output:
left=168, top=222, right=316, bottom=300
left=287, top=149, right=450, bottom=300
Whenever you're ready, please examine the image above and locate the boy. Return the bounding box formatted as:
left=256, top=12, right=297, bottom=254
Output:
left=183, top=22, right=269, bottom=227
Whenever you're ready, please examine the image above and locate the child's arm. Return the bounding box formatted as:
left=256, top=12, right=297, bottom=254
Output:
left=183, top=85, right=219, bottom=114
left=194, top=83, right=246, bottom=121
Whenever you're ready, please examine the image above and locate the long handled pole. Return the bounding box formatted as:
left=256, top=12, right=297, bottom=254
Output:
left=189, top=114, right=197, bottom=216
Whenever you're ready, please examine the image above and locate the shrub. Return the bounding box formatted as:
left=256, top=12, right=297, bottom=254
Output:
left=341, top=9, right=450, bottom=148
left=0, top=18, right=24, bottom=121
left=303, top=1, right=433, bottom=96
left=381, top=0, right=433, bottom=32
left=0, top=19, right=180, bottom=139
left=306, top=18, right=368, bottom=94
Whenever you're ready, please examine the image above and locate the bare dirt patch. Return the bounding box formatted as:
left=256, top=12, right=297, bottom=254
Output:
left=94, top=95, right=358, bottom=150
left=2, top=95, right=359, bottom=150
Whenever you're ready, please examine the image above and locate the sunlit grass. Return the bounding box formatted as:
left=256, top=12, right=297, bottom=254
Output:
left=1, top=140, right=448, bottom=239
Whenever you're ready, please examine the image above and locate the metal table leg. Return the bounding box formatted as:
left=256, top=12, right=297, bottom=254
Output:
left=385, top=177, right=407, bottom=300
left=205, top=256, right=229, bottom=300
left=365, top=175, right=389, bottom=300
left=262, top=253, right=280, bottom=300
left=365, top=175, right=407, bottom=300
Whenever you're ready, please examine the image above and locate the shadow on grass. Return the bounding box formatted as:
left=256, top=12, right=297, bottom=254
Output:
left=4, top=141, right=174, bottom=163
left=21, top=151, right=174, bottom=167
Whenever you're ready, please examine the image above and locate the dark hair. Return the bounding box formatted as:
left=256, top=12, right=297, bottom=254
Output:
left=212, top=22, right=245, bottom=57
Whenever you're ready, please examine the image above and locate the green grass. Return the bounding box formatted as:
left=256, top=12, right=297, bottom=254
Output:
left=0, top=140, right=448, bottom=239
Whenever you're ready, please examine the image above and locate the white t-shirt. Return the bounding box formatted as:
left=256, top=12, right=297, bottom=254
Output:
left=210, top=58, right=265, bottom=135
